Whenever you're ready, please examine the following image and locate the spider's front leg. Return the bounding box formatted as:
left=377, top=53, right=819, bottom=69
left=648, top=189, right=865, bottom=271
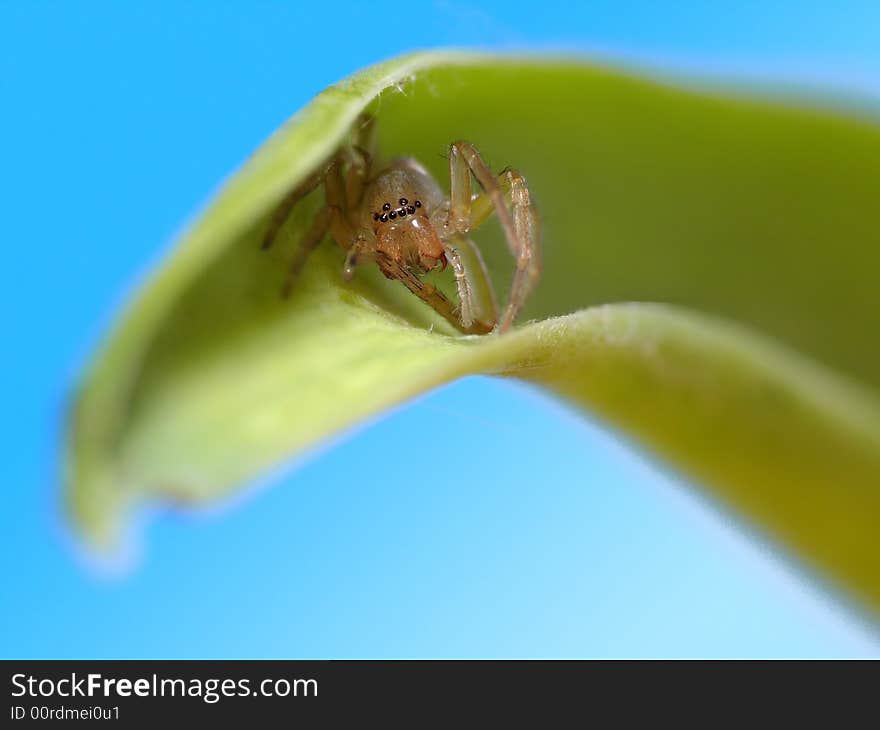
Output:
left=373, top=252, right=493, bottom=336
left=440, top=235, right=498, bottom=332
left=447, top=141, right=540, bottom=332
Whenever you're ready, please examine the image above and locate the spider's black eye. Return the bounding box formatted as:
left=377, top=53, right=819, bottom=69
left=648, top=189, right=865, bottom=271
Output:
left=399, top=197, right=408, bottom=205
left=373, top=213, right=380, bottom=221
left=414, top=200, right=422, bottom=208
left=406, top=205, right=415, bottom=215
left=380, top=213, right=388, bottom=222
left=382, top=202, right=391, bottom=211
left=398, top=208, right=407, bottom=217
left=389, top=210, right=397, bottom=219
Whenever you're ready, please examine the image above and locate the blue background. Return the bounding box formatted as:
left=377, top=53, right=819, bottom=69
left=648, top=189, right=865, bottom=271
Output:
left=2, top=1, right=878, bottom=658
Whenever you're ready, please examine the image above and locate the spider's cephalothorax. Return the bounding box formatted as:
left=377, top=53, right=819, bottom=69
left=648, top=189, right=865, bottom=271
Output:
left=364, top=164, right=447, bottom=274
left=262, top=115, right=540, bottom=334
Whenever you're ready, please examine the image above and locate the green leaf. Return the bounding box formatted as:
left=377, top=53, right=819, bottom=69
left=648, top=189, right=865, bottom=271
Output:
left=66, top=52, right=880, bottom=613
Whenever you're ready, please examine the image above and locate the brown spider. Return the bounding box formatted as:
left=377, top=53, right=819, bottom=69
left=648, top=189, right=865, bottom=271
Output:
left=262, top=115, right=540, bottom=334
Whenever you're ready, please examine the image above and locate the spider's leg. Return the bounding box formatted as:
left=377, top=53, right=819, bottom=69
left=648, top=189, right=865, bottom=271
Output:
left=310, top=155, right=378, bottom=284
left=345, top=114, right=376, bottom=207
left=472, top=167, right=540, bottom=331
left=281, top=206, right=331, bottom=297
left=321, top=159, right=369, bottom=264
left=448, top=142, right=540, bottom=332
left=443, top=235, right=498, bottom=330
left=261, top=167, right=325, bottom=250
left=266, top=113, right=374, bottom=253
left=267, top=114, right=381, bottom=297
left=276, top=159, right=358, bottom=296
left=374, top=252, right=492, bottom=335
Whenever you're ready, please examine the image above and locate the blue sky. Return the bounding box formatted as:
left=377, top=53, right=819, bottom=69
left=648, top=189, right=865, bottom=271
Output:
left=1, top=1, right=878, bottom=658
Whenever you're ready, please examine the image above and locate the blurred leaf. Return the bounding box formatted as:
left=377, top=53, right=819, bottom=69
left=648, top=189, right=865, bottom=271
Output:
left=67, top=52, right=880, bottom=613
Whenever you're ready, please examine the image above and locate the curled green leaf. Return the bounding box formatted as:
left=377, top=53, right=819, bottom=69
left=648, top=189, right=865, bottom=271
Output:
left=67, top=52, right=880, bottom=613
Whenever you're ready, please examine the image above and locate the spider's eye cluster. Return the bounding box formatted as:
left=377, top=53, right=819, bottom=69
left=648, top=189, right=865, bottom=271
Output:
left=373, top=198, right=421, bottom=223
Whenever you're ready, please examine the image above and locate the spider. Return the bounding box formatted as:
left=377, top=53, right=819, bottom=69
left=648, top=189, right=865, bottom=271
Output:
left=261, top=115, right=540, bottom=334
